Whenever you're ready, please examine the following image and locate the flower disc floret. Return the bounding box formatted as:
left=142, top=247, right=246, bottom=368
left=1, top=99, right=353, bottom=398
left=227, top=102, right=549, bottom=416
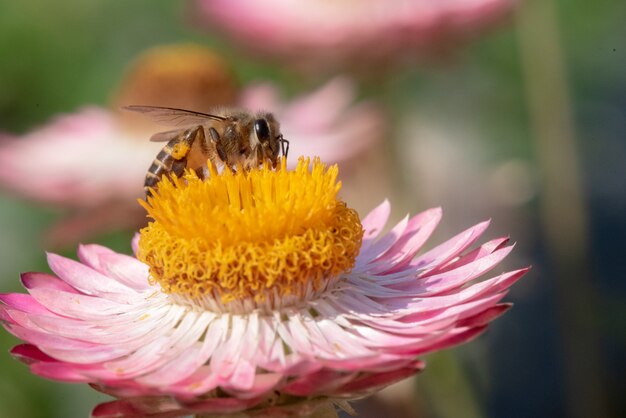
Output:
left=137, top=158, right=363, bottom=306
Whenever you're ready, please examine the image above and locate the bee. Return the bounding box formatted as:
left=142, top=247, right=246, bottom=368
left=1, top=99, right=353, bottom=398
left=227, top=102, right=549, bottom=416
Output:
left=124, top=105, right=289, bottom=196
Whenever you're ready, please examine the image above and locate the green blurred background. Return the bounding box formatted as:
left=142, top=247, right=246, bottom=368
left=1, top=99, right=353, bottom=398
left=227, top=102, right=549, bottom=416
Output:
left=0, top=1, right=624, bottom=417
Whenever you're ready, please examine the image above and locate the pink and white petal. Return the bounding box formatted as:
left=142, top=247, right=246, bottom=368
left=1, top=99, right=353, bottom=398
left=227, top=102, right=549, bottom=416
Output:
left=396, top=293, right=508, bottom=327
left=182, top=396, right=266, bottom=415
left=219, top=313, right=266, bottom=391
left=92, top=396, right=188, bottom=418
left=399, top=325, right=490, bottom=357
left=281, top=369, right=358, bottom=397
left=330, top=361, right=424, bottom=398
left=131, top=233, right=141, bottom=256
left=4, top=323, right=100, bottom=351
left=0, top=292, right=54, bottom=316
left=209, top=315, right=250, bottom=379
left=411, top=220, right=491, bottom=272
left=285, top=311, right=339, bottom=358
left=242, top=78, right=384, bottom=166
left=165, top=366, right=220, bottom=397
left=39, top=344, right=131, bottom=364
left=134, top=311, right=217, bottom=386
left=317, top=353, right=418, bottom=373
left=10, top=343, right=57, bottom=364
left=365, top=268, right=527, bottom=314
left=0, top=107, right=156, bottom=207
left=358, top=200, right=391, bottom=253
left=97, top=305, right=187, bottom=350
left=78, top=244, right=151, bottom=291
left=219, top=372, right=284, bottom=399
left=254, top=317, right=323, bottom=375
left=3, top=308, right=104, bottom=341
left=90, top=382, right=164, bottom=400
left=390, top=245, right=515, bottom=296
left=279, top=78, right=356, bottom=131
left=47, top=253, right=138, bottom=301
left=432, top=237, right=510, bottom=274
left=27, top=287, right=133, bottom=320
left=162, top=316, right=231, bottom=393
left=455, top=303, right=512, bottom=328
left=136, top=343, right=205, bottom=388
left=100, top=311, right=206, bottom=379
left=355, top=216, right=409, bottom=268
left=30, top=361, right=93, bottom=383
left=21, top=271, right=81, bottom=295
left=369, top=207, right=442, bottom=272
left=310, top=319, right=377, bottom=359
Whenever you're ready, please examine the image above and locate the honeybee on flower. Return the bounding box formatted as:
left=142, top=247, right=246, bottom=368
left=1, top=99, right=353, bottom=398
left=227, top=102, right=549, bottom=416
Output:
left=0, top=44, right=383, bottom=246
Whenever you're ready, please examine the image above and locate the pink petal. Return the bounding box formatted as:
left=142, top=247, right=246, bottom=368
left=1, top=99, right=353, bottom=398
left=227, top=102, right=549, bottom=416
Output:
left=10, top=343, right=57, bottom=364
left=281, top=369, right=357, bottom=396
left=78, top=244, right=151, bottom=290
left=358, top=200, right=390, bottom=252
left=395, top=326, right=489, bottom=356
left=21, top=271, right=80, bottom=294
left=330, top=361, right=424, bottom=397
left=131, top=233, right=140, bottom=256
left=433, top=237, right=510, bottom=274
left=456, top=303, right=512, bottom=327
left=216, top=372, right=283, bottom=400
left=411, top=220, right=491, bottom=272
left=397, top=293, right=507, bottom=327
left=30, top=361, right=92, bottom=383
left=378, top=268, right=528, bottom=313
left=369, top=207, right=442, bottom=273
left=27, top=286, right=130, bottom=320
left=102, top=311, right=206, bottom=379
left=396, top=245, right=515, bottom=296
left=357, top=216, right=409, bottom=265
left=0, top=292, right=51, bottom=315
left=92, top=396, right=186, bottom=418
left=4, top=323, right=99, bottom=350
left=47, top=253, right=137, bottom=301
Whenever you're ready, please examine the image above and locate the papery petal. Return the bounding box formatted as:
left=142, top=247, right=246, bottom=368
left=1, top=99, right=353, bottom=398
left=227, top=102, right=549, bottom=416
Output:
left=47, top=253, right=136, bottom=299
left=78, top=244, right=151, bottom=290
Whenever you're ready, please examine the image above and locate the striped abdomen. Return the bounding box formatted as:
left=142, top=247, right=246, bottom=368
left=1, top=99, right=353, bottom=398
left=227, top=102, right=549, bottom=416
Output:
left=144, top=138, right=188, bottom=196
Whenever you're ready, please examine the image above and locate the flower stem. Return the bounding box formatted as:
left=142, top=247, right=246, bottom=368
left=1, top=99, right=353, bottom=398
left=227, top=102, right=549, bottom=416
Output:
left=515, top=1, right=608, bottom=417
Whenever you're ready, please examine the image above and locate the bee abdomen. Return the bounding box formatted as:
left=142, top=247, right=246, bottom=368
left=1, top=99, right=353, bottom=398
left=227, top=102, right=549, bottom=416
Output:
left=144, top=143, right=178, bottom=195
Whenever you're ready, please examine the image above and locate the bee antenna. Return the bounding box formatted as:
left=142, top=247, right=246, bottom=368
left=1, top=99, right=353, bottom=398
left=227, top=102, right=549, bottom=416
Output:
left=278, top=135, right=290, bottom=159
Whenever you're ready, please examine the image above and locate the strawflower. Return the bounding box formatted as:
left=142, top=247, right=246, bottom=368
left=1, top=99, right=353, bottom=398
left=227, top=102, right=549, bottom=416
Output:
left=195, top=0, right=518, bottom=73
left=0, top=158, right=526, bottom=417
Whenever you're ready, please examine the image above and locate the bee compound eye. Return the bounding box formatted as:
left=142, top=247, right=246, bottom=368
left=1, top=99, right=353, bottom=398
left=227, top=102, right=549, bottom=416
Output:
left=254, top=119, right=271, bottom=143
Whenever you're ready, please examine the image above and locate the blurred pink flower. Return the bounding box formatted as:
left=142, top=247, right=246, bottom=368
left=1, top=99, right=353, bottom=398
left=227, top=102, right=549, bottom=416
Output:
left=0, top=78, right=382, bottom=246
left=195, top=0, right=518, bottom=72
left=0, top=200, right=526, bottom=417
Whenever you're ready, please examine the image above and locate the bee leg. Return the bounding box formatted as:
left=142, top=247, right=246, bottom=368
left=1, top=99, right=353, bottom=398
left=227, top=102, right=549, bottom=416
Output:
left=170, top=126, right=202, bottom=160
left=208, top=127, right=220, bottom=143
left=168, top=130, right=197, bottom=181
left=195, top=167, right=207, bottom=180
left=170, top=158, right=187, bottom=179
left=209, top=127, right=228, bottom=164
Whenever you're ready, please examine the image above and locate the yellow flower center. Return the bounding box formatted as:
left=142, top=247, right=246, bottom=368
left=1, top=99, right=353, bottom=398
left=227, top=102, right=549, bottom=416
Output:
left=137, top=158, right=363, bottom=311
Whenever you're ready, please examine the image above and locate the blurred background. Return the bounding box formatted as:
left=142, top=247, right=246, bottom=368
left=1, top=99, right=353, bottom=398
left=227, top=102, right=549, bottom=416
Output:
left=0, top=1, right=624, bottom=417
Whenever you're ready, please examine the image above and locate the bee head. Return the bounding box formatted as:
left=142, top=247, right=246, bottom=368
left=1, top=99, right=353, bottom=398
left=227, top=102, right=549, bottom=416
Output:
left=254, top=113, right=285, bottom=167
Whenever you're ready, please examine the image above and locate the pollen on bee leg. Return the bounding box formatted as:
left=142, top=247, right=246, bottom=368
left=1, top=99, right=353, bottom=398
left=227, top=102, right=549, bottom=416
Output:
left=136, top=157, right=363, bottom=313
left=170, top=142, right=191, bottom=159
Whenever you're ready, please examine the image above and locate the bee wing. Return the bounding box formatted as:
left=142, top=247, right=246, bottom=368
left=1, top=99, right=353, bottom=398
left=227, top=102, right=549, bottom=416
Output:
left=123, top=105, right=226, bottom=127
left=149, top=129, right=183, bottom=142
